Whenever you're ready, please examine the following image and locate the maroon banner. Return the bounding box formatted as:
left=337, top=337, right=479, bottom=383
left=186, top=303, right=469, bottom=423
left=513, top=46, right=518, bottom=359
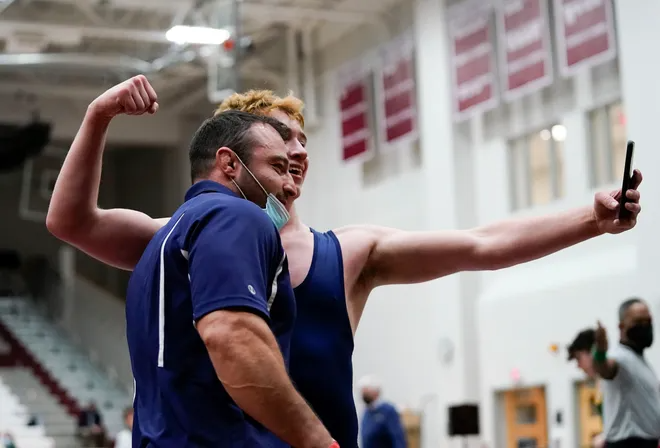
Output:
left=553, top=0, right=617, bottom=77
left=448, top=1, right=498, bottom=122
left=497, top=0, right=553, bottom=100
left=376, top=34, right=417, bottom=146
left=337, top=62, right=373, bottom=162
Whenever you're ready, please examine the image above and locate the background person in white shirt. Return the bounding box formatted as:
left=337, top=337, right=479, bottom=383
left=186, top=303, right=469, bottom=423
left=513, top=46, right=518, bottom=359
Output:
left=593, top=298, right=660, bottom=448
left=114, top=407, right=133, bottom=448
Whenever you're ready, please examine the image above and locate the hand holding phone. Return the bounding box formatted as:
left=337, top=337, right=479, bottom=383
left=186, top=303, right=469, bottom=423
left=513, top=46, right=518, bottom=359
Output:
left=618, top=140, right=635, bottom=221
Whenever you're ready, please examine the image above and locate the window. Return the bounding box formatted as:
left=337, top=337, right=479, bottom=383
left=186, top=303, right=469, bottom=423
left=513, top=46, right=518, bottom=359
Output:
left=509, top=125, right=566, bottom=210
left=588, top=101, right=627, bottom=187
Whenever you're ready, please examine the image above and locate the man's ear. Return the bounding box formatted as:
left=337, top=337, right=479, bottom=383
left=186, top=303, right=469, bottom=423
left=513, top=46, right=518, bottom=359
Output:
left=215, top=147, right=238, bottom=177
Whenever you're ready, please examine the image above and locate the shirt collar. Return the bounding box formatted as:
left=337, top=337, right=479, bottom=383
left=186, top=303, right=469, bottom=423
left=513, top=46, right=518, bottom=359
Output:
left=367, top=398, right=383, bottom=410
left=185, top=180, right=239, bottom=202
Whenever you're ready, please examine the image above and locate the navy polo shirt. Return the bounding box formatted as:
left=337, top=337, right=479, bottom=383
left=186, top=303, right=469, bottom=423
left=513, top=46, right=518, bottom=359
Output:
left=125, top=180, right=296, bottom=448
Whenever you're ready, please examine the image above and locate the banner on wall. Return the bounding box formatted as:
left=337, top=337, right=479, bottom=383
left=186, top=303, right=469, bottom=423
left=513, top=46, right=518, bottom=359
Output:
left=553, top=0, right=617, bottom=77
left=496, top=0, right=554, bottom=101
left=375, top=33, right=417, bottom=147
left=336, top=60, right=374, bottom=162
left=448, top=0, right=498, bottom=122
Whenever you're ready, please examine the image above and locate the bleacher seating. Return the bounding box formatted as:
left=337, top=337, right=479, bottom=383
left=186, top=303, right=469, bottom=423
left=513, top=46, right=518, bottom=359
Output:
left=0, top=297, right=131, bottom=441
left=0, top=373, right=55, bottom=448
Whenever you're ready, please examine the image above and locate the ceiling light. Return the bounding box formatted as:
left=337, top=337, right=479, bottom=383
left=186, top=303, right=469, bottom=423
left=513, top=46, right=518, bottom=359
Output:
left=551, top=124, right=567, bottom=142
left=165, top=25, right=231, bottom=46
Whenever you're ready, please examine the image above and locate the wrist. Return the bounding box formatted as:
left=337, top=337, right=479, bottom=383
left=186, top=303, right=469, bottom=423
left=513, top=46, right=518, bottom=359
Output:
left=586, top=207, right=604, bottom=236
left=86, top=102, right=114, bottom=125
left=592, top=347, right=607, bottom=362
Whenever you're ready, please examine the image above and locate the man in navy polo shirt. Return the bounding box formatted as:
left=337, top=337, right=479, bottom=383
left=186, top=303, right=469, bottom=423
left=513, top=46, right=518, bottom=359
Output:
left=125, top=110, right=336, bottom=448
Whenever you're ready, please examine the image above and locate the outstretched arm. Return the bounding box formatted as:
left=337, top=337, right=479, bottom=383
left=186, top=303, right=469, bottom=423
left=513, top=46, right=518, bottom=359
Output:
left=364, top=173, right=642, bottom=287
left=46, top=76, right=168, bottom=271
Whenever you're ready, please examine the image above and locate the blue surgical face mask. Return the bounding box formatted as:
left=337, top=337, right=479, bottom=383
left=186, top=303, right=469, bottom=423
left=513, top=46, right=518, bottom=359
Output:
left=231, top=156, right=290, bottom=231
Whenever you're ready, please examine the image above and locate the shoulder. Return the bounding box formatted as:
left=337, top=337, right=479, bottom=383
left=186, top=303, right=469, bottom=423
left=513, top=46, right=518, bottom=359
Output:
left=185, top=195, right=273, bottom=230
left=609, top=344, right=638, bottom=369
left=332, top=224, right=392, bottom=239
left=380, top=402, right=400, bottom=415
left=331, top=224, right=387, bottom=253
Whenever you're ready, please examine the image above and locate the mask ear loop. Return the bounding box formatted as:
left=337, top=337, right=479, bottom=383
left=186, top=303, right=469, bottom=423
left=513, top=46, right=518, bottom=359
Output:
left=233, top=152, right=270, bottom=198
left=231, top=179, right=248, bottom=200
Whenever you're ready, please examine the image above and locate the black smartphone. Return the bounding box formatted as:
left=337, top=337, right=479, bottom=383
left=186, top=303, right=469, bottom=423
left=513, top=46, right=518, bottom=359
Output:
left=618, top=140, right=635, bottom=220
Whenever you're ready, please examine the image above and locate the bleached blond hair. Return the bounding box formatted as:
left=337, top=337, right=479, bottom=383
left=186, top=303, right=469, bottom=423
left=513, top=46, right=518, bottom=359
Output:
left=215, top=89, right=305, bottom=127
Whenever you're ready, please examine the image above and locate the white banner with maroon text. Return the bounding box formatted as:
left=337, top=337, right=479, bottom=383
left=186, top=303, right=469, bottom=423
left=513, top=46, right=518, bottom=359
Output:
left=374, top=32, right=418, bottom=149
left=496, top=0, right=554, bottom=101
left=553, top=0, right=617, bottom=77
left=335, top=59, right=375, bottom=163
left=448, top=0, right=499, bottom=122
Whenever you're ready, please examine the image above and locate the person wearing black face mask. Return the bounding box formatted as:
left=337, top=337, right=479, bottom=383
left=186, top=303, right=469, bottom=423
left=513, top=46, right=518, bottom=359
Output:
left=592, top=298, right=660, bottom=448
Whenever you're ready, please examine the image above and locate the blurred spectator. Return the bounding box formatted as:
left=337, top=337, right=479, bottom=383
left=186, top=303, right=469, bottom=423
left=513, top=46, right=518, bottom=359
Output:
left=77, top=400, right=105, bottom=447
left=568, top=328, right=604, bottom=448
left=568, top=328, right=597, bottom=379
left=27, top=412, right=41, bottom=426
left=358, top=375, right=407, bottom=448
left=114, top=407, right=133, bottom=448
left=0, top=432, right=16, bottom=448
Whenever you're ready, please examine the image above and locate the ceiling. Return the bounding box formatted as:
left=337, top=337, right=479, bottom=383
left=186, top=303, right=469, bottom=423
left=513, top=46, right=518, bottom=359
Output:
left=0, top=0, right=401, bottom=113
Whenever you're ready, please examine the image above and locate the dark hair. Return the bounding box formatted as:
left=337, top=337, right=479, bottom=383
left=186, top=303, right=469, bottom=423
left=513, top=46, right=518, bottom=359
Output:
left=567, top=328, right=595, bottom=360
left=619, top=297, right=644, bottom=322
left=189, top=109, right=291, bottom=181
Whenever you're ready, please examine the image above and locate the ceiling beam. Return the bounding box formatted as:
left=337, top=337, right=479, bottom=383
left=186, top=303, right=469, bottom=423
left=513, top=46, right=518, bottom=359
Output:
left=0, top=81, right=102, bottom=100
left=243, top=3, right=380, bottom=25
left=33, top=0, right=380, bottom=24
left=0, top=19, right=169, bottom=44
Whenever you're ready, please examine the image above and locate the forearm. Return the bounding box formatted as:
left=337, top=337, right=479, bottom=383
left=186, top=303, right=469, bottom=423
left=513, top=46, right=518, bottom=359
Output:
left=592, top=349, right=618, bottom=379
left=475, top=205, right=601, bottom=269
left=204, top=317, right=332, bottom=448
left=46, top=104, right=111, bottom=234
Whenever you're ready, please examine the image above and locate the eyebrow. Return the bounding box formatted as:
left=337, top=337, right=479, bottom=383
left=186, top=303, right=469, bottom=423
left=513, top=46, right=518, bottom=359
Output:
left=271, top=154, right=289, bottom=165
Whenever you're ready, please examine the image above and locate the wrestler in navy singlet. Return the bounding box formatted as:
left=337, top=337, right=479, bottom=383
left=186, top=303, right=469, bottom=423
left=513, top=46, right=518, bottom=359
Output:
left=289, top=229, right=358, bottom=448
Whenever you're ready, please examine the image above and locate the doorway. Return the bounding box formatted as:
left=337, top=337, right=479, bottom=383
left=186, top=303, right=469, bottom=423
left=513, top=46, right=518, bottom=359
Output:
left=577, top=381, right=603, bottom=447
left=502, top=386, right=548, bottom=448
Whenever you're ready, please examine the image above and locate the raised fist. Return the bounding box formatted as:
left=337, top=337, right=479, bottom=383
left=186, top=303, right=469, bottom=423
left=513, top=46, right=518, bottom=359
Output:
left=595, top=320, right=608, bottom=352
left=89, top=75, right=158, bottom=119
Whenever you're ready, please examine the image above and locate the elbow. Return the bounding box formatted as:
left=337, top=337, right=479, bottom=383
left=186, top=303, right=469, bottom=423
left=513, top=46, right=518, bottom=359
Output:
left=46, top=205, right=95, bottom=242
left=46, top=210, right=79, bottom=241
left=597, top=368, right=616, bottom=380
left=199, top=311, right=260, bottom=361
left=46, top=210, right=70, bottom=239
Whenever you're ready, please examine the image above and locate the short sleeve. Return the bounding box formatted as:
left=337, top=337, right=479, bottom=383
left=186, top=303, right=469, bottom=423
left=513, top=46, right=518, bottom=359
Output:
left=186, top=202, right=278, bottom=322
left=608, top=346, right=634, bottom=378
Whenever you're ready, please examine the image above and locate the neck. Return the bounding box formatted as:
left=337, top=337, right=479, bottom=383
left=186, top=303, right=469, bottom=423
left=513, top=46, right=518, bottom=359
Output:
left=197, top=174, right=240, bottom=196
left=621, top=339, right=645, bottom=355
left=280, top=203, right=308, bottom=235
left=367, top=397, right=382, bottom=409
